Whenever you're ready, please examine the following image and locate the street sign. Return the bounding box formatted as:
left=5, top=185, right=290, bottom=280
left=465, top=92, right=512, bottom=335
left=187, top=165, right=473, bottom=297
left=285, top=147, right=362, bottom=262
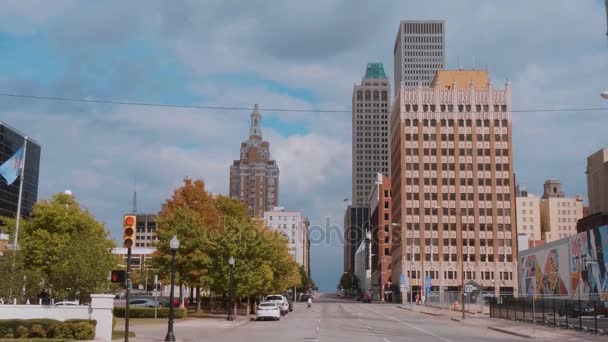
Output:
left=399, top=273, right=406, bottom=286
left=424, top=276, right=431, bottom=293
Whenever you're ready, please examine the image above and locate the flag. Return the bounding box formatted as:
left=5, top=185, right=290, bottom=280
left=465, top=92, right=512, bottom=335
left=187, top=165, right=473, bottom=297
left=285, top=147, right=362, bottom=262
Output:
left=0, top=146, right=24, bottom=185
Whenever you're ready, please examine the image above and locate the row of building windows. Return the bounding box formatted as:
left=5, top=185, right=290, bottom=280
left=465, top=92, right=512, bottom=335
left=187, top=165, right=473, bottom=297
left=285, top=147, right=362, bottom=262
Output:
left=403, top=34, right=443, bottom=43
left=356, top=91, right=389, bottom=101
left=403, top=222, right=512, bottom=232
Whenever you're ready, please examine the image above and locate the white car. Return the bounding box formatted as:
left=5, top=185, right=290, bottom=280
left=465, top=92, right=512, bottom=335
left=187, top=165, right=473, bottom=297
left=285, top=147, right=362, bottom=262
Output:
left=256, top=302, right=281, bottom=321
left=54, top=301, right=79, bottom=306
left=264, top=295, right=289, bottom=315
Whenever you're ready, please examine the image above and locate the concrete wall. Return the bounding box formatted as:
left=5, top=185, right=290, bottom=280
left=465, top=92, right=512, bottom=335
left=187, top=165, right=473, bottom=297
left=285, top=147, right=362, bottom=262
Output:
left=0, top=294, right=114, bottom=341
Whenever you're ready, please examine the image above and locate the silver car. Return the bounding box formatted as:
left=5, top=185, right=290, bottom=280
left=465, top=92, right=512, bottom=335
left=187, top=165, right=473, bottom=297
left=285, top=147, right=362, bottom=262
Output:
left=128, top=298, right=161, bottom=307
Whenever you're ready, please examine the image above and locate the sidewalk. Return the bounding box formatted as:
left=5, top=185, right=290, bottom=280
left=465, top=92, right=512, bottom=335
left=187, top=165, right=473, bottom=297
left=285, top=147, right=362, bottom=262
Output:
left=115, top=315, right=250, bottom=341
left=396, top=303, right=606, bottom=341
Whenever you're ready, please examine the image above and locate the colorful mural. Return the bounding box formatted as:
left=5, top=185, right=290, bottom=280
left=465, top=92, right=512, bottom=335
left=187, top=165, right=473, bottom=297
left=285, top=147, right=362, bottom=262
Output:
left=520, top=225, right=608, bottom=299
left=570, top=225, right=607, bottom=300
left=520, top=239, right=570, bottom=296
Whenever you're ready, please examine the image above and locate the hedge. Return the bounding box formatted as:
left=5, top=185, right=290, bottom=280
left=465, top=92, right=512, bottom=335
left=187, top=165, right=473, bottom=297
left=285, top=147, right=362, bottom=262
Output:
left=0, top=318, right=96, bottom=340
left=113, top=307, right=188, bottom=319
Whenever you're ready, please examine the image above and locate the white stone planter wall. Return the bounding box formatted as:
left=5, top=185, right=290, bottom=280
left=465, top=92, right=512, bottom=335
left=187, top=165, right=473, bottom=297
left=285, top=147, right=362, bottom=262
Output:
left=0, top=294, right=114, bottom=341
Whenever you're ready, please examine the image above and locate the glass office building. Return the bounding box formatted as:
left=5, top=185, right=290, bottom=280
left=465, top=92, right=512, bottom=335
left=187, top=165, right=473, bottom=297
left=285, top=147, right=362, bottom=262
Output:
left=0, top=121, right=41, bottom=219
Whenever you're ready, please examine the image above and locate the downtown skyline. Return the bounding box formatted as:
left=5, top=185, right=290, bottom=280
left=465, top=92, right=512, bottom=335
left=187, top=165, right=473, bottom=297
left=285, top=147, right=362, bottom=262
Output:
left=1, top=0, right=607, bottom=292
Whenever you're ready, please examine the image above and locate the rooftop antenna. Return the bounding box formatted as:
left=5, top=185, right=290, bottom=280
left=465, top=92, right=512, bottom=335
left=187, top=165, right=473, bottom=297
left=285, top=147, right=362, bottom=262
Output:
left=472, top=56, right=475, bottom=70
left=458, top=56, right=463, bottom=71
left=132, top=176, right=137, bottom=214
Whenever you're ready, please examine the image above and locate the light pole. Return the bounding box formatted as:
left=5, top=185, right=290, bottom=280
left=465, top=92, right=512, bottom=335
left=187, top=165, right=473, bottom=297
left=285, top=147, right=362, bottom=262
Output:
left=601, top=90, right=608, bottom=99
left=227, top=256, right=235, bottom=321
left=164, top=236, right=180, bottom=342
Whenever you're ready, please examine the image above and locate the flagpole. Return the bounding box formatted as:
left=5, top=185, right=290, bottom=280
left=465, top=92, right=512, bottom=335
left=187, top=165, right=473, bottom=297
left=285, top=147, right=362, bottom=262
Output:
left=13, top=136, right=28, bottom=250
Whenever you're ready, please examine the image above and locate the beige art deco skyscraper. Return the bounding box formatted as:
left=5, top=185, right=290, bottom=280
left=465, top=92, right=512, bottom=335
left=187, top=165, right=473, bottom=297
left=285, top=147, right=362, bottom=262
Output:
left=352, top=62, right=390, bottom=206
left=390, top=70, right=518, bottom=298
left=229, top=104, right=279, bottom=217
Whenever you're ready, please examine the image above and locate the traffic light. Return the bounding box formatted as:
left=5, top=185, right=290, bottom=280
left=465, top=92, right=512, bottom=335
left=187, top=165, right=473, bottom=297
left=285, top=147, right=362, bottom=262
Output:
left=111, top=270, right=126, bottom=284
left=123, top=214, right=137, bottom=248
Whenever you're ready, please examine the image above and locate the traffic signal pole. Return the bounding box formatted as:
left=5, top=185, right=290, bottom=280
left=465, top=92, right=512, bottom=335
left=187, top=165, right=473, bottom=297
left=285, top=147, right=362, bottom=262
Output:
left=125, top=247, right=131, bottom=342
left=122, top=214, right=136, bottom=342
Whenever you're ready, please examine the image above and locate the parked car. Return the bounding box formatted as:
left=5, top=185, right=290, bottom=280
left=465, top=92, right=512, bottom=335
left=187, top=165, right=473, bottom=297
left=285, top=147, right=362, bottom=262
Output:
left=256, top=302, right=281, bottom=321
left=128, top=298, right=161, bottom=308
left=54, top=301, right=79, bottom=306
left=558, top=302, right=595, bottom=318
left=592, top=301, right=608, bottom=316
left=265, top=295, right=289, bottom=315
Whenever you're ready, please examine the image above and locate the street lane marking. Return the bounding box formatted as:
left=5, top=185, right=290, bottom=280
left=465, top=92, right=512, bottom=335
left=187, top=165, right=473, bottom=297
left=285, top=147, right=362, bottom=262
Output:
left=362, top=305, right=453, bottom=342
left=382, top=338, right=391, bottom=342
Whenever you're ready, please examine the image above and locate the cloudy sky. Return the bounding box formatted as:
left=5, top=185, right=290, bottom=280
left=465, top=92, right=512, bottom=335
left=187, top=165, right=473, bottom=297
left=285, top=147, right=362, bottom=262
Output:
left=1, top=0, right=607, bottom=291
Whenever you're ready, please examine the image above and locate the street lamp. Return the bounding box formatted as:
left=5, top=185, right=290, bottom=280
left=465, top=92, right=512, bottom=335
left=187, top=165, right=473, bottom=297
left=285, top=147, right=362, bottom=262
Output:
left=227, top=256, right=235, bottom=321
left=164, top=236, right=180, bottom=342
left=601, top=90, right=608, bottom=99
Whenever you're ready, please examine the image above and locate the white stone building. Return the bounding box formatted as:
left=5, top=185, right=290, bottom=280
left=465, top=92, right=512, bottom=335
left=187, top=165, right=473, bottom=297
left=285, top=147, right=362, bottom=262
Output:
left=515, top=184, right=541, bottom=249
left=393, top=20, right=445, bottom=92
left=354, top=230, right=372, bottom=294
left=540, top=179, right=584, bottom=243
left=263, top=207, right=309, bottom=274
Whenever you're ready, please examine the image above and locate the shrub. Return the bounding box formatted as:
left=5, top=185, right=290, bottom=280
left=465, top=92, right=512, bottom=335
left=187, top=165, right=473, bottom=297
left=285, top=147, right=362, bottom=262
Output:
left=2, top=328, right=14, bottom=339
left=0, top=318, right=60, bottom=337
left=66, top=318, right=97, bottom=327
left=50, top=323, right=74, bottom=339
left=113, top=307, right=188, bottom=318
left=28, top=323, right=47, bottom=338
left=16, top=325, right=28, bottom=338
left=73, top=322, right=95, bottom=340
left=112, top=317, right=117, bottom=330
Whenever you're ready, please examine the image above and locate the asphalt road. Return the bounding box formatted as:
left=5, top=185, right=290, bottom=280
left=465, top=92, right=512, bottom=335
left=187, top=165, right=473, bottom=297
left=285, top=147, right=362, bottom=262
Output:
left=210, top=294, right=527, bottom=342
left=125, top=293, right=605, bottom=341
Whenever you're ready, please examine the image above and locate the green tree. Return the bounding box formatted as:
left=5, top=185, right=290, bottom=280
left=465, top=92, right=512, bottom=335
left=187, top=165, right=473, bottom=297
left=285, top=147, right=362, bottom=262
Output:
left=208, top=197, right=274, bottom=315
left=340, top=272, right=358, bottom=291
left=150, top=178, right=220, bottom=312
left=0, top=192, right=116, bottom=302
left=296, top=265, right=315, bottom=293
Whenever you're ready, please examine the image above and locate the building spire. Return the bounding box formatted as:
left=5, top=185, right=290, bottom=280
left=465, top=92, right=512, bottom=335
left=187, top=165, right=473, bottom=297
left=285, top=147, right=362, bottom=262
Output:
left=249, top=103, right=262, bottom=140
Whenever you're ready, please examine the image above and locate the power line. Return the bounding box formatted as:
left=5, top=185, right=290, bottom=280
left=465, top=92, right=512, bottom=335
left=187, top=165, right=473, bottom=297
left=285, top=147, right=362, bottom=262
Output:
left=0, top=92, right=606, bottom=114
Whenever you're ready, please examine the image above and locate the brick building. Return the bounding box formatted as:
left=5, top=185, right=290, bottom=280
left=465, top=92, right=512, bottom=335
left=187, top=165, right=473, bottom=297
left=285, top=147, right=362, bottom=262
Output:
left=368, top=173, right=392, bottom=302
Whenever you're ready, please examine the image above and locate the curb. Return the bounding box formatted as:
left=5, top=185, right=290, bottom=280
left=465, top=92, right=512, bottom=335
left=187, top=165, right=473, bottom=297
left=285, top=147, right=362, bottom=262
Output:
left=396, top=306, right=412, bottom=311
left=488, top=326, right=532, bottom=339
left=420, top=311, right=442, bottom=316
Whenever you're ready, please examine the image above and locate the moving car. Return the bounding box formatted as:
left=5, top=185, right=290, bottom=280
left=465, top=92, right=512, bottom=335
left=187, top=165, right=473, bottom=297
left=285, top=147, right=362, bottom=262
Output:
left=128, top=298, right=161, bottom=308
left=265, top=295, right=289, bottom=315
left=256, top=302, right=281, bottom=321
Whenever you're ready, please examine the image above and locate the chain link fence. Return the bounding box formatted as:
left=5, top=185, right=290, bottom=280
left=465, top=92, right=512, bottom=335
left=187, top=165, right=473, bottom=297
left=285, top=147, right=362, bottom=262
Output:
left=489, top=295, right=608, bottom=335
left=423, top=291, right=495, bottom=313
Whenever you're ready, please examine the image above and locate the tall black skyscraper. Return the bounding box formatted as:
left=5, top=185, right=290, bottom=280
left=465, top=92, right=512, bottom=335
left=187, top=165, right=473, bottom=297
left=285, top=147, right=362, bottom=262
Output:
left=0, top=121, right=41, bottom=219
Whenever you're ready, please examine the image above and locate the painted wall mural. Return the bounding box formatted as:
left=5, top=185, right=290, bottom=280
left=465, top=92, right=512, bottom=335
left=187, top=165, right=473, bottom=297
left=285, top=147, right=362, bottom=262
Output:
left=520, top=239, right=570, bottom=296
left=570, top=225, right=607, bottom=300
left=520, top=225, right=608, bottom=299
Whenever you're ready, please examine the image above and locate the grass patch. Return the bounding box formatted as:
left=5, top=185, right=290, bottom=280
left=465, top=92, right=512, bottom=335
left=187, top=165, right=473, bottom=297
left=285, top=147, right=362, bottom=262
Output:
left=112, top=330, right=136, bottom=340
